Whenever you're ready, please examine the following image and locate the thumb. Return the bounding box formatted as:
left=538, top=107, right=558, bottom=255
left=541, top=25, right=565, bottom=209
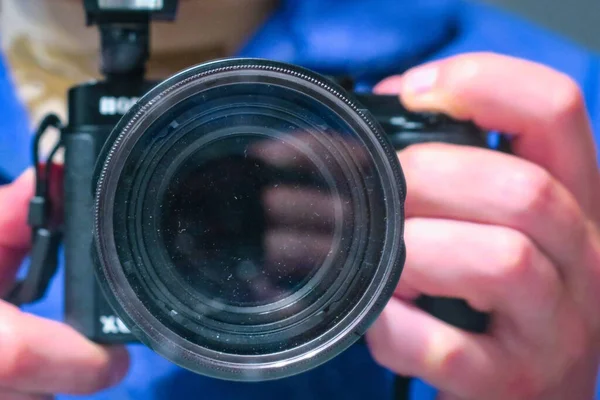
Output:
left=0, top=168, right=35, bottom=295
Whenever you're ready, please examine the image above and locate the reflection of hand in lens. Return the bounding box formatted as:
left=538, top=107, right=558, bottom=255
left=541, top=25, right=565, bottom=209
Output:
left=246, top=130, right=364, bottom=305
left=260, top=186, right=342, bottom=298
left=161, top=128, right=367, bottom=310
left=248, top=130, right=371, bottom=175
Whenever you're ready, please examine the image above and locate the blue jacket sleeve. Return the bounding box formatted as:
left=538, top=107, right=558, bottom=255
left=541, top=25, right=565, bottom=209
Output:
left=0, top=53, right=32, bottom=183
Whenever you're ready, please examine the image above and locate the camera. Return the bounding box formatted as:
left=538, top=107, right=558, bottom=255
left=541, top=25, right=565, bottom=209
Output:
left=8, top=0, right=508, bottom=384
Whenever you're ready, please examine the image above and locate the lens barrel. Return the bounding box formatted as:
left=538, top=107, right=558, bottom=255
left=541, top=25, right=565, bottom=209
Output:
left=93, top=58, right=406, bottom=381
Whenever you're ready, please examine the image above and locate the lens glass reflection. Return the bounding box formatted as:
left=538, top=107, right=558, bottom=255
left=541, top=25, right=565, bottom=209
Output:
left=160, top=135, right=337, bottom=308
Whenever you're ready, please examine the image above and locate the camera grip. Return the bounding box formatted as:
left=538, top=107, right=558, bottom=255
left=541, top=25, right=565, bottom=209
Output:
left=63, top=127, right=137, bottom=343
left=63, top=129, right=103, bottom=338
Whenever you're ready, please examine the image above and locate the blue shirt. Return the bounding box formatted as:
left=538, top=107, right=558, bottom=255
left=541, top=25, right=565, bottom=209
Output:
left=1, top=0, right=600, bottom=398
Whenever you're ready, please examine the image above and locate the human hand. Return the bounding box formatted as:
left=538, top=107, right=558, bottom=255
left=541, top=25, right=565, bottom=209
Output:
left=0, top=167, right=129, bottom=400
left=365, top=53, right=600, bottom=400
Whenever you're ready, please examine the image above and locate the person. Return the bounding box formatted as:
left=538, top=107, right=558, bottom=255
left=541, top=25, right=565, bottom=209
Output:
left=1, top=0, right=600, bottom=399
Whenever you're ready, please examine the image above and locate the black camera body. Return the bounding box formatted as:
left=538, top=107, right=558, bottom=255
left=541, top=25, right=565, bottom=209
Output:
left=61, top=78, right=492, bottom=344
left=8, top=0, right=508, bottom=391
left=63, top=78, right=157, bottom=343
left=62, top=73, right=488, bottom=343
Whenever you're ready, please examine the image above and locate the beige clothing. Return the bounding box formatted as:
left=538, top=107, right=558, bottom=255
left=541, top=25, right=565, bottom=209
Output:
left=1, top=0, right=276, bottom=154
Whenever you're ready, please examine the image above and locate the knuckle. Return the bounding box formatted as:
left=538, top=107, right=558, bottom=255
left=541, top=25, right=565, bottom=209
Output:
left=506, top=167, right=555, bottom=221
left=493, top=230, right=562, bottom=315
left=437, top=340, right=470, bottom=382
left=444, top=55, right=485, bottom=89
left=548, top=75, right=586, bottom=126
left=504, top=165, right=588, bottom=252
left=495, top=231, right=536, bottom=284
left=442, top=53, right=497, bottom=102
left=0, top=323, right=31, bottom=384
left=435, top=337, right=492, bottom=398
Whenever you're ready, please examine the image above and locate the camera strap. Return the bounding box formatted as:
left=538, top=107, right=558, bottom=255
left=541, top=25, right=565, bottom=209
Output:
left=6, top=114, right=63, bottom=306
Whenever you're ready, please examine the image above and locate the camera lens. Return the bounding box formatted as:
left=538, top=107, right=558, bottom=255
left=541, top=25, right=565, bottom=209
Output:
left=156, top=134, right=342, bottom=314
left=93, top=59, right=406, bottom=381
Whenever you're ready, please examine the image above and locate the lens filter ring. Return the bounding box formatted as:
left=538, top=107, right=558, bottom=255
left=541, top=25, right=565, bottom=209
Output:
left=93, top=58, right=406, bottom=381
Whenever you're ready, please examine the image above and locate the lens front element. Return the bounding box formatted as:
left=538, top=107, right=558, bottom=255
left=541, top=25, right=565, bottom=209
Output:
left=93, top=59, right=406, bottom=381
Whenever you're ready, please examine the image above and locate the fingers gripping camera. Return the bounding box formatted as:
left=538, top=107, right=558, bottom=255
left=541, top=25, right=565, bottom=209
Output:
left=14, top=58, right=500, bottom=381
left=7, top=0, right=508, bottom=384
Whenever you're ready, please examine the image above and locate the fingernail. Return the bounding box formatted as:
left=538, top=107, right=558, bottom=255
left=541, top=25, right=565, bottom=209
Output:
left=373, top=76, right=403, bottom=94
left=401, top=65, right=439, bottom=95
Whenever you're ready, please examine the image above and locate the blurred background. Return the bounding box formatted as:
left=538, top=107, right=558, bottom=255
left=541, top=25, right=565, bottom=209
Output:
left=483, top=0, right=600, bottom=51
left=1, top=0, right=598, bottom=162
